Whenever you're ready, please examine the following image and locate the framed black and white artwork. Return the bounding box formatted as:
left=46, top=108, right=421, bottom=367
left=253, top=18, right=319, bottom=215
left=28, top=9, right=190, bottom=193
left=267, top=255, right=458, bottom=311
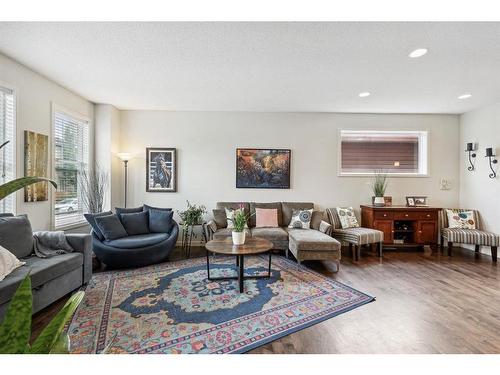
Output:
left=146, top=148, right=177, bottom=192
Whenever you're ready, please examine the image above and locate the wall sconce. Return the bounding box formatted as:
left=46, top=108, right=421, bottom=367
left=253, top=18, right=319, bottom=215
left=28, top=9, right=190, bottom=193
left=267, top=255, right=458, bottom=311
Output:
left=485, top=147, right=498, bottom=179
left=465, top=143, right=476, bottom=171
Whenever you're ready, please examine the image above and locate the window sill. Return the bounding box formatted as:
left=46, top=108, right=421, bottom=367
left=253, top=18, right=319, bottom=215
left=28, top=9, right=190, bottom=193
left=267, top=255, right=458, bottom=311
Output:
left=53, top=221, right=89, bottom=232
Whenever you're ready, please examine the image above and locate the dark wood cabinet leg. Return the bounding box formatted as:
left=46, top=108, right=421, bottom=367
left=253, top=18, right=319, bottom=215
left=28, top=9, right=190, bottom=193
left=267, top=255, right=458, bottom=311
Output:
left=491, top=246, right=497, bottom=263
left=356, top=245, right=361, bottom=261
left=475, top=245, right=480, bottom=253
left=350, top=243, right=356, bottom=261
left=440, top=235, right=444, bottom=251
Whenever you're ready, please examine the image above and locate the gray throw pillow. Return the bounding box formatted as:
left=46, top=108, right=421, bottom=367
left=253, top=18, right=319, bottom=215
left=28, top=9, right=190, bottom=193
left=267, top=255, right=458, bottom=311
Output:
left=94, top=214, right=128, bottom=241
left=0, top=214, right=33, bottom=258
left=84, top=211, right=113, bottom=241
left=149, top=208, right=174, bottom=233
left=120, top=211, right=150, bottom=235
left=212, top=209, right=227, bottom=228
left=115, top=206, right=144, bottom=216
left=143, top=204, right=172, bottom=212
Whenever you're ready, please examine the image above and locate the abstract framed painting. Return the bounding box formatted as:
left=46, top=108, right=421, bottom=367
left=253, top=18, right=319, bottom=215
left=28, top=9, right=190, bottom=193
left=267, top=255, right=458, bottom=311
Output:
left=236, top=148, right=291, bottom=189
left=24, top=130, right=49, bottom=202
left=146, top=148, right=177, bottom=192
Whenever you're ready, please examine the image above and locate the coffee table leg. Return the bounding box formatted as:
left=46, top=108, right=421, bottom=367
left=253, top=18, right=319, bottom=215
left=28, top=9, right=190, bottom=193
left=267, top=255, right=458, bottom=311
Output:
left=206, top=250, right=211, bottom=280
left=236, top=255, right=239, bottom=267
left=268, top=251, right=272, bottom=277
left=238, top=255, right=244, bottom=293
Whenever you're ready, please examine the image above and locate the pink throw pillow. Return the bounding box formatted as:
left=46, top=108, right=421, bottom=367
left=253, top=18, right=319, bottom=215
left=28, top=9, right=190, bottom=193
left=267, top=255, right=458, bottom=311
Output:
left=255, top=208, right=279, bottom=228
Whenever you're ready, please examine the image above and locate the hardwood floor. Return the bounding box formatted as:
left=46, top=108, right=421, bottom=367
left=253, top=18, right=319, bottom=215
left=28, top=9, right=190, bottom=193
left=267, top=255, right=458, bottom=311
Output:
left=31, top=246, right=500, bottom=353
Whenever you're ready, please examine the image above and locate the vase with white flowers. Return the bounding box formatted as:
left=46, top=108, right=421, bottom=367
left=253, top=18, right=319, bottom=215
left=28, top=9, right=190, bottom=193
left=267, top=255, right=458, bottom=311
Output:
left=228, top=205, right=254, bottom=245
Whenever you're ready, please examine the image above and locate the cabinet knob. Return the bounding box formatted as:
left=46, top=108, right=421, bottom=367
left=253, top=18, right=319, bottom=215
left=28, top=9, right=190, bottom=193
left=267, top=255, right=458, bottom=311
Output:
left=404, top=214, right=409, bottom=217
left=418, top=230, right=422, bottom=234
left=383, top=214, right=387, bottom=217
left=426, top=214, right=430, bottom=217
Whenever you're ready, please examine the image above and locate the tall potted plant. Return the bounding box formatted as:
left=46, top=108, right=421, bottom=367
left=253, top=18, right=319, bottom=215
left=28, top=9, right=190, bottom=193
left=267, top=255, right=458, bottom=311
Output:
left=228, top=205, right=253, bottom=245
left=371, top=171, right=388, bottom=207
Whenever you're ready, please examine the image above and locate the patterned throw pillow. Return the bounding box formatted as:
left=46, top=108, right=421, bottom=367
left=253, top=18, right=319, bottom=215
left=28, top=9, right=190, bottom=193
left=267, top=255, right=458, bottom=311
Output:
left=336, top=207, right=360, bottom=229
left=446, top=209, right=476, bottom=229
left=225, top=208, right=248, bottom=229
left=288, top=209, right=313, bottom=229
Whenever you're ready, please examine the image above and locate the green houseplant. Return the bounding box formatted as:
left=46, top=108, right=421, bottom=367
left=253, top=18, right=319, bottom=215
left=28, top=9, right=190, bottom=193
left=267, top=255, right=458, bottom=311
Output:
left=371, top=170, right=388, bottom=207
left=228, top=204, right=254, bottom=245
left=177, top=200, right=207, bottom=231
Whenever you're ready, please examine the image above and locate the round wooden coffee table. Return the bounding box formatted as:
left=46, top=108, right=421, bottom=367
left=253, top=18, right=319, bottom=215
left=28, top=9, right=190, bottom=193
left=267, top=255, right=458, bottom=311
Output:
left=205, top=237, right=273, bottom=293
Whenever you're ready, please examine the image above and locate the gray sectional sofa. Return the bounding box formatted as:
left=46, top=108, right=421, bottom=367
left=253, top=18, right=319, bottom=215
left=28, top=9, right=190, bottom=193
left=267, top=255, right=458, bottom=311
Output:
left=0, top=214, right=92, bottom=320
left=204, top=202, right=341, bottom=269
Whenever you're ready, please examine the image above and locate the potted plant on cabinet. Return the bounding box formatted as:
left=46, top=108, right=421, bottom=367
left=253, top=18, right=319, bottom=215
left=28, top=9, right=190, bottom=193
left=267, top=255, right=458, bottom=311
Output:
left=228, top=206, right=253, bottom=245
left=371, top=171, right=388, bottom=207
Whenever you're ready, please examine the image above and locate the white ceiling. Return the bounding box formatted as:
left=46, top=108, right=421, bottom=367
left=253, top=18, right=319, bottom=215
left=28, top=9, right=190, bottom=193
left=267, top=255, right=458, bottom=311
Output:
left=1, top=22, right=500, bottom=113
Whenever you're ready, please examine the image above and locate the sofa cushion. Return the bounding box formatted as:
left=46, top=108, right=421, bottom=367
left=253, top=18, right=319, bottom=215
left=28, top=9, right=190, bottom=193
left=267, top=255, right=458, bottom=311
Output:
left=251, top=227, right=288, bottom=241
left=332, top=227, right=384, bottom=245
left=212, top=228, right=251, bottom=240
left=446, top=209, right=476, bottom=229
left=336, top=207, right=360, bottom=229
left=95, top=214, right=128, bottom=241
left=249, top=202, right=282, bottom=227
left=442, top=228, right=499, bottom=246
left=143, top=204, right=172, bottom=212
left=120, top=211, right=150, bottom=235
left=104, top=233, right=170, bottom=249
left=288, top=229, right=341, bottom=251
left=115, top=206, right=144, bottom=216
left=282, top=202, right=314, bottom=226
left=0, top=253, right=83, bottom=306
left=310, top=211, right=325, bottom=231
left=84, top=211, right=113, bottom=241
left=0, top=214, right=34, bottom=258
left=255, top=208, right=279, bottom=228
left=212, top=209, right=228, bottom=229
left=149, top=208, right=174, bottom=233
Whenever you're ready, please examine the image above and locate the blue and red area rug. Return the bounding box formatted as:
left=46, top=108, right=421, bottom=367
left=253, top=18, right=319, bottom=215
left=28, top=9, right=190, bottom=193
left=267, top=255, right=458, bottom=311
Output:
left=68, top=255, right=374, bottom=354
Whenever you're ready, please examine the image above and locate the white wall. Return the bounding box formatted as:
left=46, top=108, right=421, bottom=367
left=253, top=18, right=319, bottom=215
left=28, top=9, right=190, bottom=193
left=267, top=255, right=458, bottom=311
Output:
left=460, top=102, right=500, bottom=253
left=0, top=53, right=94, bottom=231
left=119, top=111, right=460, bottom=220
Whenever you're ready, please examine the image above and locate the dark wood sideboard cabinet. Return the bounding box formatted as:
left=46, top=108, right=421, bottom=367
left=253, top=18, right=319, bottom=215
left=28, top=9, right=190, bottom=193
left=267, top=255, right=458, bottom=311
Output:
left=360, top=205, right=442, bottom=251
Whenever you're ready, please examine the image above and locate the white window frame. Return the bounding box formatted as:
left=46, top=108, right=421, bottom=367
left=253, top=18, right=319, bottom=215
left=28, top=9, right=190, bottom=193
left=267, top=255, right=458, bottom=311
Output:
left=0, top=82, right=17, bottom=214
left=51, top=103, right=91, bottom=230
left=337, top=129, right=429, bottom=177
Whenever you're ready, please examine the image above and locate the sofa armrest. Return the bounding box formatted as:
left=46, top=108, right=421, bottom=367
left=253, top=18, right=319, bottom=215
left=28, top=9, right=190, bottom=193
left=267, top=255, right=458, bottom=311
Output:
left=204, top=220, right=218, bottom=240
left=318, top=221, right=332, bottom=236
left=66, top=233, right=92, bottom=284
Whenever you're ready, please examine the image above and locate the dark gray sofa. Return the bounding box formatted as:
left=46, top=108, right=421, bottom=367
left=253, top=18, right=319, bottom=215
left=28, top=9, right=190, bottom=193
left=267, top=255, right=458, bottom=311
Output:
left=0, top=215, right=92, bottom=320
left=204, top=202, right=341, bottom=269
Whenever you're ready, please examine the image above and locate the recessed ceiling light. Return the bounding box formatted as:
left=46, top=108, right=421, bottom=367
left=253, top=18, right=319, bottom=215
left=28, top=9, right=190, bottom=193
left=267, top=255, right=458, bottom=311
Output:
left=458, top=94, right=472, bottom=100
left=409, top=48, right=428, bottom=58
left=358, top=92, right=371, bottom=98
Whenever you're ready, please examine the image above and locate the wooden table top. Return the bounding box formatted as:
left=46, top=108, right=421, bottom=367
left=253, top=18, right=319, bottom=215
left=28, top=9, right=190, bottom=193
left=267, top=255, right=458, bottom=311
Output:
left=205, top=237, right=273, bottom=255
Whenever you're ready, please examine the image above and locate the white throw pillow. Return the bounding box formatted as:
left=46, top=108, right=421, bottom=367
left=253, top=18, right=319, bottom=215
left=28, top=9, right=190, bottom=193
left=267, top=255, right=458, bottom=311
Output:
left=0, top=245, right=25, bottom=282
left=288, top=209, right=313, bottom=229
left=225, top=208, right=248, bottom=229
left=336, top=207, right=360, bottom=229
left=446, top=209, right=476, bottom=229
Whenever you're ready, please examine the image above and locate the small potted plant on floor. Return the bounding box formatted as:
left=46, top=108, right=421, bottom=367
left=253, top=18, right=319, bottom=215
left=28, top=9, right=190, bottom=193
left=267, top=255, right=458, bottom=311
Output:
left=177, top=200, right=207, bottom=232
left=371, top=170, right=388, bottom=207
left=228, top=205, right=253, bottom=245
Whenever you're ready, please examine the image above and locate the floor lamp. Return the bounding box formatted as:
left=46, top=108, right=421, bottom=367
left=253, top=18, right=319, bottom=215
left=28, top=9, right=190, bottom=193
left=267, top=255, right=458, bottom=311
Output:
left=117, top=153, right=133, bottom=208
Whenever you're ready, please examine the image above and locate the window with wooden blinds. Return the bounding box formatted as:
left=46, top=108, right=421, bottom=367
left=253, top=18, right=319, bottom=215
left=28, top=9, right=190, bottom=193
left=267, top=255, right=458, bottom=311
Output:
left=339, top=130, right=428, bottom=176
left=53, top=107, right=90, bottom=229
left=0, top=86, right=16, bottom=214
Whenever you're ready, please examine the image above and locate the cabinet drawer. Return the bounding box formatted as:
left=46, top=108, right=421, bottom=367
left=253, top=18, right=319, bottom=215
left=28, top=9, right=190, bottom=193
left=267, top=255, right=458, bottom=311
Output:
left=418, top=212, right=437, bottom=220
left=374, top=211, right=393, bottom=220
left=394, top=211, right=420, bottom=220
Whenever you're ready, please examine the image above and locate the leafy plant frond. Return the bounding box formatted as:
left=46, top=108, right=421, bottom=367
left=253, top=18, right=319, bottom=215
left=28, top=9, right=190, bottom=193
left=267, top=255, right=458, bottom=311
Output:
left=0, top=177, right=57, bottom=201
left=177, top=200, right=207, bottom=230
left=30, top=291, right=84, bottom=354
left=0, top=275, right=32, bottom=354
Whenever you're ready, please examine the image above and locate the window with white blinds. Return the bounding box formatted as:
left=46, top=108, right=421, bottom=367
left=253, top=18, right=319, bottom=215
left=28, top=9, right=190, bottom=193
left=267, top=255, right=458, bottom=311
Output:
left=53, top=108, right=89, bottom=228
left=339, top=130, right=428, bottom=176
left=0, top=86, right=16, bottom=214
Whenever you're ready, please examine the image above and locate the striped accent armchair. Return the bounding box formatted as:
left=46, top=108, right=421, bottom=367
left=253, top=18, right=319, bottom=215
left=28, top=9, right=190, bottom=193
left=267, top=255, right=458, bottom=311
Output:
left=326, top=208, right=384, bottom=261
left=439, top=209, right=498, bottom=262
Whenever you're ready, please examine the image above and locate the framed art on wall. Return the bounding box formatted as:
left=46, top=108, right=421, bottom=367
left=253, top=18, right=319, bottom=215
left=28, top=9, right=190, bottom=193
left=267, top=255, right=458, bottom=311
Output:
left=146, top=147, right=177, bottom=192
left=24, top=130, right=49, bottom=202
left=236, top=148, right=291, bottom=189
